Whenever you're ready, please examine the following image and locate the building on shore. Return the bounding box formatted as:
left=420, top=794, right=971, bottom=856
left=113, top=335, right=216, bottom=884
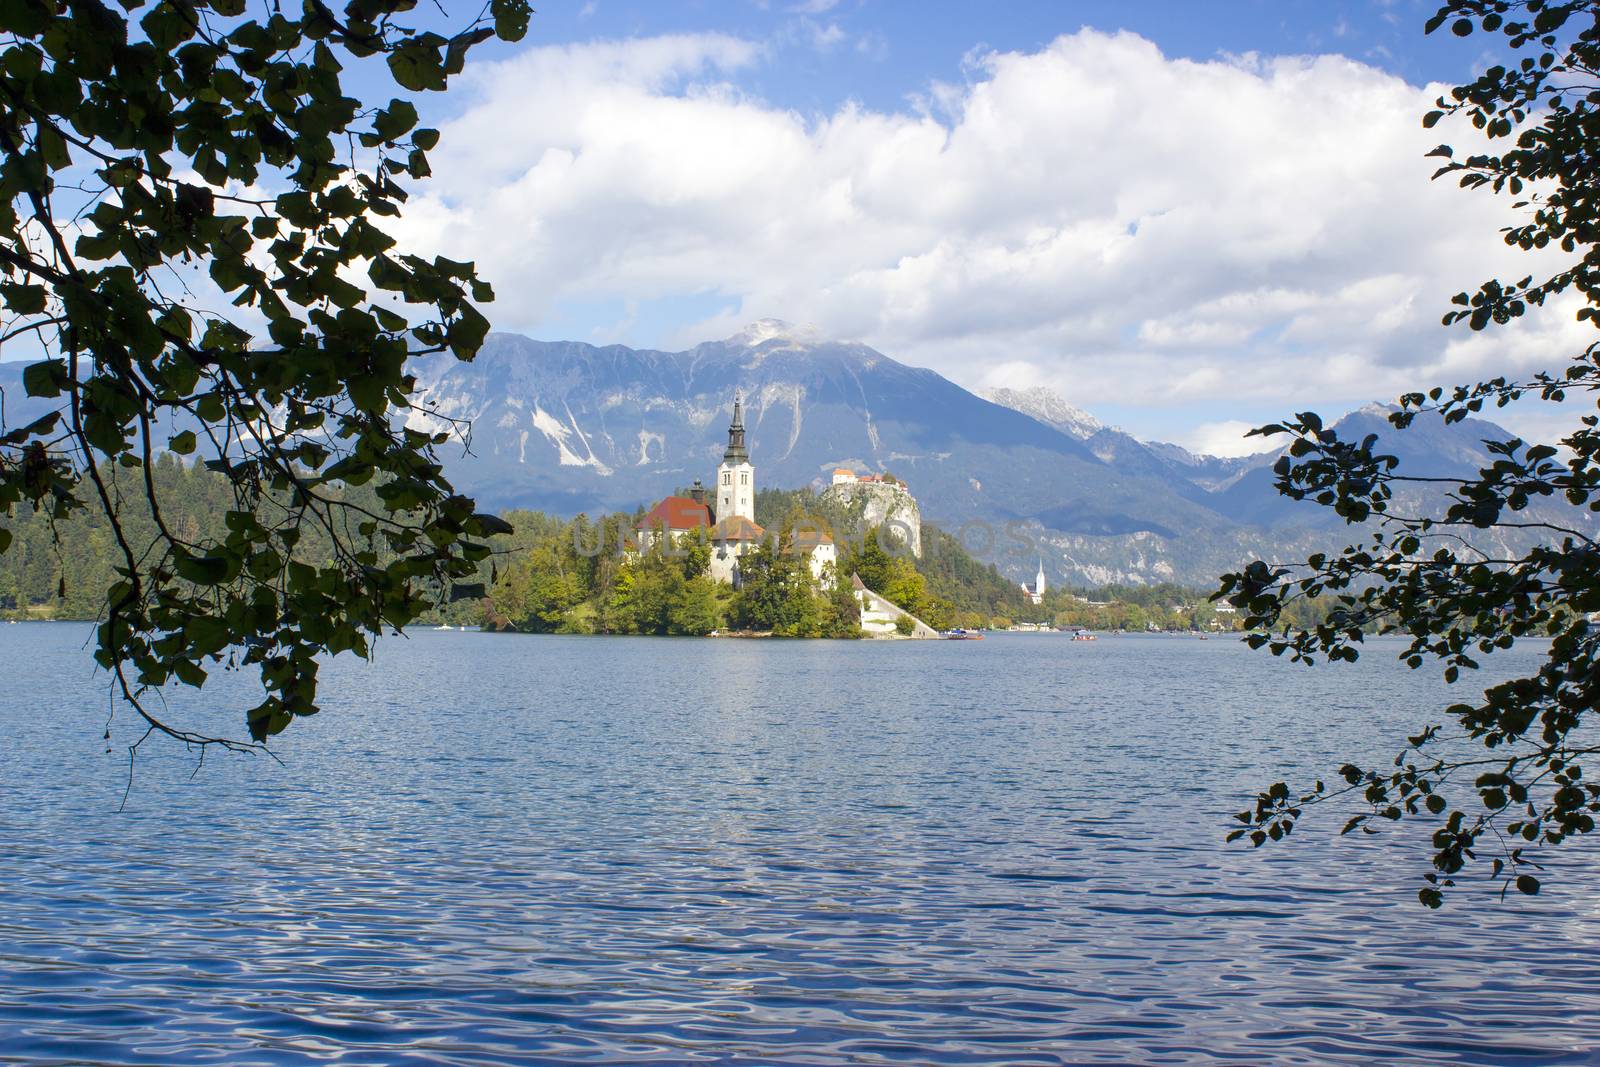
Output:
left=852, top=575, right=940, bottom=638
left=788, top=525, right=838, bottom=582
left=633, top=494, right=711, bottom=552
left=637, top=395, right=835, bottom=589
left=1024, top=559, right=1049, bottom=601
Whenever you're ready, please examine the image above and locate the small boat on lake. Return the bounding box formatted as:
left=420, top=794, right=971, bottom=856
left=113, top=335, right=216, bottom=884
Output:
left=944, top=628, right=984, bottom=640
left=1069, top=629, right=1096, bottom=641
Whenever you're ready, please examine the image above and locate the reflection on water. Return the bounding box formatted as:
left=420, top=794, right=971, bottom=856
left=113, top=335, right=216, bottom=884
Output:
left=2, top=624, right=1598, bottom=1065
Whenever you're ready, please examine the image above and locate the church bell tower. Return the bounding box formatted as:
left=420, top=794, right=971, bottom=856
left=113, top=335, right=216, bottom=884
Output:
left=716, top=393, right=755, bottom=522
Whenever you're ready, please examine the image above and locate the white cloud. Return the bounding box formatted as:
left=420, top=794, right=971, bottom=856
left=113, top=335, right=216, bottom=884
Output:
left=396, top=28, right=1585, bottom=446
left=802, top=20, right=845, bottom=51
left=1179, top=420, right=1268, bottom=458
left=777, top=16, right=846, bottom=53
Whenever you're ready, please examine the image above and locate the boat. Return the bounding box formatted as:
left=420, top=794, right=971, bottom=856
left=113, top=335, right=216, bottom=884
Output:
left=944, top=628, right=984, bottom=640
left=1070, top=629, right=1096, bottom=641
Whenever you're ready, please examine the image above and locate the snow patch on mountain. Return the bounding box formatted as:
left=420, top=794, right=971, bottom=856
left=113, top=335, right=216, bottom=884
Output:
left=637, top=429, right=664, bottom=465
left=728, top=319, right=818, bottom=348
left=984, top=386, right=1105, bottom=440
left=403, top=406, right=465, bottom=444
left=749, top=382, right=806, bottom=461
left=532, top=404, right=613, bottom=474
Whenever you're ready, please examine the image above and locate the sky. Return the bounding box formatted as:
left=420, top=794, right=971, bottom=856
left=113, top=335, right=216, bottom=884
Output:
left=372, top=0, right=1585, bottom=455
left=29, top=1, right=1584, bottom=456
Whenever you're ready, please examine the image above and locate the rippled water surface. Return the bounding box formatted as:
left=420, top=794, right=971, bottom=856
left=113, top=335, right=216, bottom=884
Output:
left=3, top=624, right=1600, bottom=1065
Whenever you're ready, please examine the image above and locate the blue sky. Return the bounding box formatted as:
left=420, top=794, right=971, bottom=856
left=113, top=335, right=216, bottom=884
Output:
left=451, top=1, right=1492, bottom=118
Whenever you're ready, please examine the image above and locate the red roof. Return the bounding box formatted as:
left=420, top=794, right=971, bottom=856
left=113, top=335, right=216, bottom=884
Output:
left=639, top=496, right=711, bottom=531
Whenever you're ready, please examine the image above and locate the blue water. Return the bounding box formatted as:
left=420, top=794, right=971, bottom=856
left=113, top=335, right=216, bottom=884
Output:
left=2, top=623, right=1598, bottom=1065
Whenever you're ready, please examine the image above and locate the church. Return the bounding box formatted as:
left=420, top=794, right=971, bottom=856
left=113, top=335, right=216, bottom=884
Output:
left=635, top=395, right=837, bottom=588
left=1020, top=558, right=1047, bottom=605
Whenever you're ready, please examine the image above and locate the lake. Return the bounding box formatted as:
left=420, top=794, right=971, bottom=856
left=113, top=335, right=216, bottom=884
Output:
left=2, top=623, right=1598, bottom=1065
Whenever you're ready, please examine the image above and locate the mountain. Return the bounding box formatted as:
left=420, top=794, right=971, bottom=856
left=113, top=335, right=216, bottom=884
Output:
left=982, top=384, right=1269, bottom=495
left=399, top=323, right=1583, bottom=585
left=984, top=386, right=1104, bottom=440
left=403, top=322, right=1237, bottom=559
left=1211, top=402, right=1528, bottom=528
left=0, top=323, right=1580, bottom=587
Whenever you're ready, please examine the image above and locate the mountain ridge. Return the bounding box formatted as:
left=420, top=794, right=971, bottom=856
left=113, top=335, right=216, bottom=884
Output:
left=0, top=324, right=1571, bottom=586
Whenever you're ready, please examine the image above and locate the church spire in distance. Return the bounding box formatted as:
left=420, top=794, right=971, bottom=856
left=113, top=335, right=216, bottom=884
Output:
left=724, top=391, right=749, bottom=463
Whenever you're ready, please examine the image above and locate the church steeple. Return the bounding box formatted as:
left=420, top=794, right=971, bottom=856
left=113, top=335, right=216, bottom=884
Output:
left=723, top=391, right=749, bottom=464
left=715, top=392, right=756, bottom=522
left=1036, top=556, right=1047, bottom=598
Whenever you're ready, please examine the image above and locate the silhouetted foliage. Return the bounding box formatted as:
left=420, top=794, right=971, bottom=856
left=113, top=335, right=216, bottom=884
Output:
left=1219, top=0, right=1600, bottom=906
left=0, top=0, right=531, bottom=749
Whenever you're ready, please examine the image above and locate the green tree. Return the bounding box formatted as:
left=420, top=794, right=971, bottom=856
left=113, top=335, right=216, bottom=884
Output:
left=673, top=529, right=712, bottom=581
left=491, top=543, right=581, bottom=633
left=1219, top=0, right=1600, bottom=906
left=0, top=0, right=530, bottom=747
left=601, top=541, right=723, bottom=636
left=819, top=566, right=863, bottom=638
left=732, top=538, right=825, bottom=636
left=669, top=575, right=723, bottom=636
left=605, top=554, right=675, bottom=635
left=844, top=524, right=896, bottom=592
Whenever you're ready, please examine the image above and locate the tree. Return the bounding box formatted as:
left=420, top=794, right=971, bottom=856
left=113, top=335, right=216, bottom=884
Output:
left=672, top=529, right=711, bottom=582
left=731, top=537, right=830, bottom=636
left=669, top=575, right=723, bottom=636
left=844, top=524, right=899, bottom=592
left=601, top=540, right=725, bottom=636
left=844, top=522, right=947, bottom=624
left=0, top=0, right=530, bottom=749
left=1218, top=0, right=1600, bottom=906
left=819, top=565, right=863, bottom=638
left=491, top=543, right=581, bottom=633
left=605, top=553, right=675, bottom=635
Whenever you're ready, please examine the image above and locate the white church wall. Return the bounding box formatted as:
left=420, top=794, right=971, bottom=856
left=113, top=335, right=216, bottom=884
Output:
left=716, top=459, right=755, bottom=522
left=808, top=543, right=837, bottom=582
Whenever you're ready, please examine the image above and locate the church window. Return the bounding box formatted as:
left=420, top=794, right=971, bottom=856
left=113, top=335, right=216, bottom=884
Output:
left=740, top=472, right=749, bottom=485
left=722, top=472, right=730, bottom=486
